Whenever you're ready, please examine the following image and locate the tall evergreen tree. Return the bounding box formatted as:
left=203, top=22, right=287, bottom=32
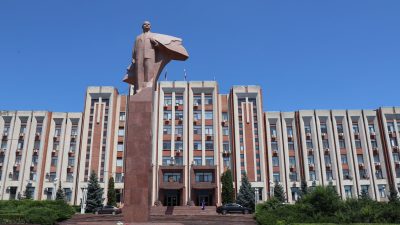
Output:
left=221, top=169, right=235, bottom=204
left=273, top=182, right=286, bottom=203
left=388, top=185, right=400, bottom=204
left=107, top=176, right=117, bottom=206
left=236, top=172, right=255, bottom=210
left=56, top=181, right=66, bottom=201
left=24, top=184, right=33, bottom=200
left=86, top=171, right=104, bottom=212
left=359, top=189, right=371, bottom=201
left=300, top=179, right=308, bottom=197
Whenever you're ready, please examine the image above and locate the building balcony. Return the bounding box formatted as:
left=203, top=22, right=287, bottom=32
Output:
left=272, top=150, right=278, bottom=156
left=354, top=132, right=360, bottom=139
left=326, top=163, right=332, bottom=169
left=271, top=134, right=277, bottom=141
left=338, top=133, right=344, bottom=139
left=306, top=133, right=311, bottom=139
left=222, top=150, right=231, bottom=157
left=370, top=132, right=376, bottom=139
left=287, top=134, right=293, bottom=141
left=308, top=163, right=315, bottom=170
left=324, top=148, right=330, bottom=154
left=321, top=133, right=327, bottom=139
left=393, top=146, right=399, bottom=152
left=308, top=148, right=314, bottom=155
left=0, top=148, right=6, bottom=155
left=389, top=131, right=396, bottom=138
left=221, top=120, right=228, bottom=127
left=2, top=132, right=8, bottom=139
left=19, top=133, right=25, bottom=139
left=374, top=162, right=381, bottom=168
left=373, top=147, right=379, bottom=154
left=395, top=161, right=400, bottom=168
left=35, top=132, right=41, bottom=140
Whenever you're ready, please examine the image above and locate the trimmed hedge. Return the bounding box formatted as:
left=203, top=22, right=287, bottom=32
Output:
left=256, top=186, right=400, bottom=225
left=0, top=200, right=75, bottom=225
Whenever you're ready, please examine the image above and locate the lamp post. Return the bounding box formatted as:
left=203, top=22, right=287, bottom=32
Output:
left=80, top=186, right=87, bottom=214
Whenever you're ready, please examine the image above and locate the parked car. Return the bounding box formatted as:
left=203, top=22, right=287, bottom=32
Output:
left=94, top=205, right=122, bottom=215
left=216, top=203, right=252, bottom=215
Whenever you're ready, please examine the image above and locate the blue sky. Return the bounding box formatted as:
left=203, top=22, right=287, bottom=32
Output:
left=0, top=1, right=399, bottom=112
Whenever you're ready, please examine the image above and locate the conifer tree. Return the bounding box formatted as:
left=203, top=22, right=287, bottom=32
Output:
left=24, top=184, right=33, bottom=200
left=359, top=189, right=371, bottom=201
left=56, top=181, right=66, bottom=201
left=273, top=182, right=286, bottom=203
left=107, top=176, right=117, bottom=206
left=388, top=185, right=400, bottom=204
left=300, top=179, right=308, bottom=197
left=86, top=171, right=104, bottom=212
left=221, top=169, right=235, bottom=204
left=236, top=172, right=255, bottom=210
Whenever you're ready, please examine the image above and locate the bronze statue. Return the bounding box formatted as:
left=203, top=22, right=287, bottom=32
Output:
left=123, top=21, right=189, bottom=93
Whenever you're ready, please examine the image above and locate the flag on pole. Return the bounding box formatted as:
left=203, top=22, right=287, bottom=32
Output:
left=184, top=69, right=187, bottom=81
left=164, top=69, right=168, bottom=81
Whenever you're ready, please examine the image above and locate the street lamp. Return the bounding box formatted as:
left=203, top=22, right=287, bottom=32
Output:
left=80, top=186, right=88, bottom=214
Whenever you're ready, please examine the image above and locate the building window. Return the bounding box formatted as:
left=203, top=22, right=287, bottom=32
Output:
left=361, top=185, right=369, bottom=196
left=378, top=184, right=386, bottom=198
left=223, top=142, right=229, bottom=151
left=309, top=171, right=316, bottom=181
left=48, top=172, right=57, bottom=182
left=355, top=140, right=362, bottom=149
left=64, top=188, right=72, bottom=202
left=175, top=126, right=183, bottom=135
left=339, top=139, right=346, bottom=148
left=205, top=126, right=213, bottom=135
left=352, top=123, right=359, bottom=133
left=288, top=141, right=295, bottom=150
left=357, top=154, right=364, bottom=164
left=66, top=173, right=74, bottom=182
left=118, top=127, right=125, bottom=136
left=222, top=127, right=229, bottom=136
left=205, top=111, right=213, bottom=120
left=175, top=95, right=184, bottom=105
left=163, top=126, right=172, bottom=134
left=175, top=141, right=183, bottom=150
left=343, top=169, right=351, bottom=179
left=195, top=172, right=212, bottom=182
left=163, top=173, right=181, bottom=182
left=271, top=141, right=278, bottom=151
left=273, top=172, right=280, bottom=182
left=222, top=112, right=228, bottom=121
left=115, top=173, right=124, bottom=183
left=164, top=96, right=172, bottom=106
left=287, top=126, right=293, bottom=136
left=376, top=170, right=383, bottom=179
left=193, top=96, right=201, bottom=105
left=270, top=125, right=277, bottom=137
left=306, top=140, right=313, bottom=149
left=193, top=157, right=202, bottom=165
left=117, top=142, right=124, bottom=152
left=289, top=156, right=296, bottom=167
left=344, top=185, right=352, bottom=198
left=205, top=141, right=214, bottom=150
left=119, top=112, right=126, bottom=121
left=51, top=156, right=58, bottom=167
left=194, top=111, right=202, bottom=121
left=193, top=126, right=202, bottom=135
left=116, top=158, right=123, bottom=167
left=320, top=123, right=327, bottom=134
left=175, top=111, right=184, bottom=120
left=163, top=111, right=172, bottom=120
left=322, top=139, right=329, bottom=149
left=163, top=141, right=171, bottom=150
left=324, top=155, right=331, bottom=164
left=326, top=170, right=333, bottom=181
left=272, top=156, right=279, bottom=167
left=341, top=154, right=348, bottom=164
left=387, top=122, right=395, bottom=132
left=290, top=172, right=297, bottom=182
left=304, top=124, right=311, bottom=134
left=371, top=140, right=378, bottom=148
left=204, top=96, right=213, bottom=105
left=368, top=124, right=375, bottom=133
left=308, top=155, right=314, bottom=164
left=162, top=156, right=172, bottom=166
left=193, top=141, right=201, bottom=150
left=337, top=124, right=344, bottom=133
left=205, top=157, right=214, bottom=166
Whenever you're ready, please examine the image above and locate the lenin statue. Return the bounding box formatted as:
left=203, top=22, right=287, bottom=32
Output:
left=123, top=21, right=189, bottom=93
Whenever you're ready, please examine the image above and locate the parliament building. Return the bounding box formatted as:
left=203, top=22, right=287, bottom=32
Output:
left=0, top=82, right=399, bottom=207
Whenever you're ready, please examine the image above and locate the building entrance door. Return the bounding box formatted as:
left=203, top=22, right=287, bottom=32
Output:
left=166, top=195, right=178, bottom=206
left=198, top=195, right=211, bottom=206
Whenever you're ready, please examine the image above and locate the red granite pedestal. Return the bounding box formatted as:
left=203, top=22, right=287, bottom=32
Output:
left=123, top=87, right=153, bottom=223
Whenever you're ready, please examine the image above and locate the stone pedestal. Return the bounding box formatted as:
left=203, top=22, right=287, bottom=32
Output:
left=123, top=87, right=153, bottom=222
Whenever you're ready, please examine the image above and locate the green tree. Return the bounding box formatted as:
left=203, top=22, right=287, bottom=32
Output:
left=388, top=185, right=400, bottom=204
left=107, top=176, right=117, bottom=206
left=86, top=171, right=104, bottom=212
left=300, top=179, right=308, bottom=197
left=273, top=182, right=286, bottom=203
left=221, top=169, right=235, bottom=204
left=359, top=189, right=371, bottom=201
left=24, top=184, right=33, bottom=200
left=236, top=172, right=255, bottom=210
left=299, top=185, right=341, bottom=217
left=56, top=181, right=66, bottom=201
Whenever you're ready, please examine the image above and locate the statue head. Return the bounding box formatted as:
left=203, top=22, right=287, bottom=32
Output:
left=142, top=21, right=151, bottom=32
